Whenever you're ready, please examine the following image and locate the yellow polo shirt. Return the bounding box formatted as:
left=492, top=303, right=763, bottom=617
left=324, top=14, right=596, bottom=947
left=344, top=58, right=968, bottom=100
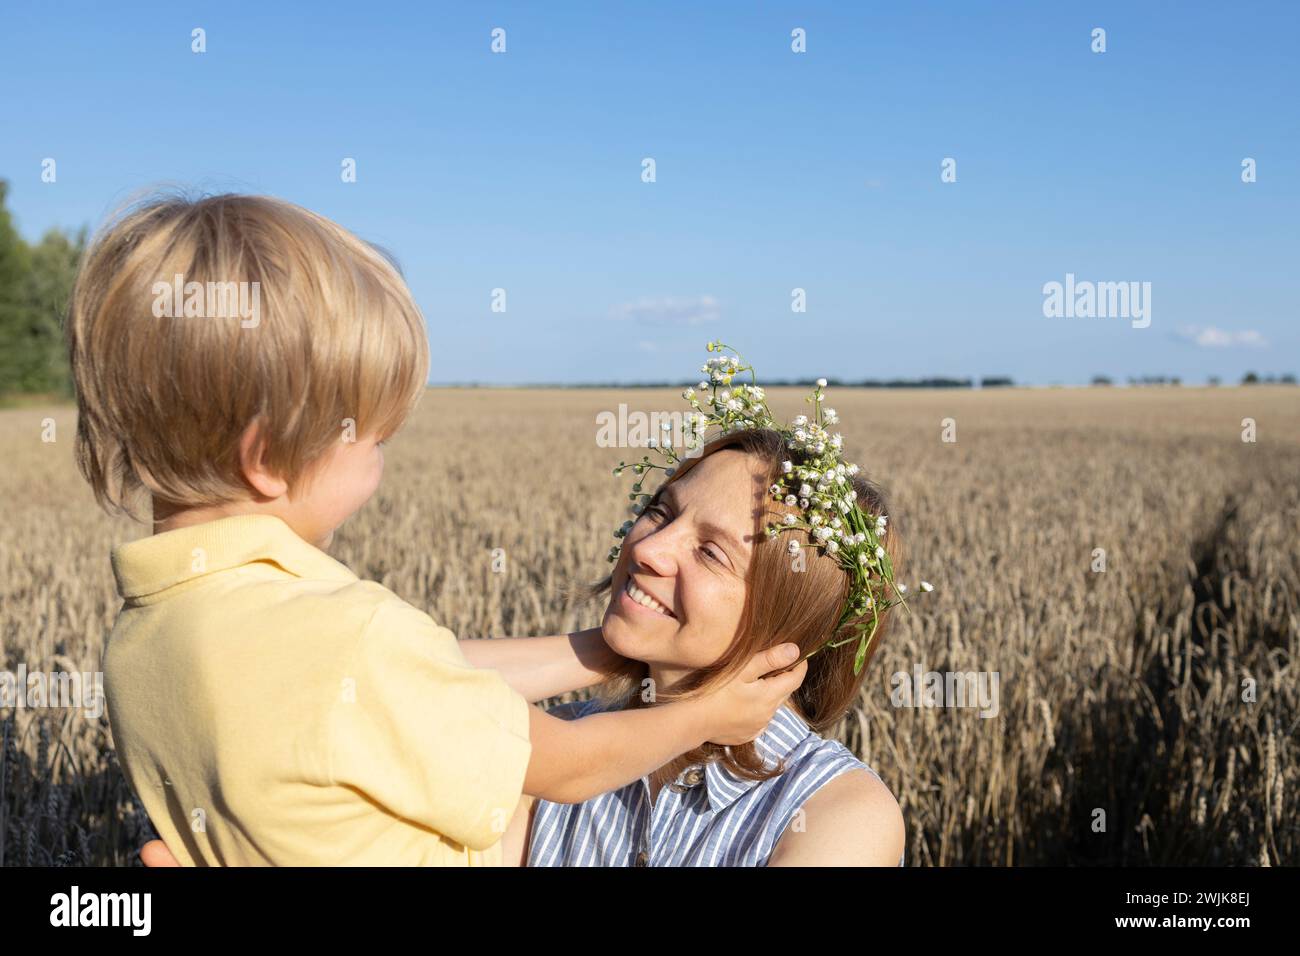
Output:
left=104, top=514, right=532, bottom=865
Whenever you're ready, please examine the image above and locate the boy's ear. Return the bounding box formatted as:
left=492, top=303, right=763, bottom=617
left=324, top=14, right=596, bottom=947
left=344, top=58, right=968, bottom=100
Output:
left=238, top=419, right=289, bottom=500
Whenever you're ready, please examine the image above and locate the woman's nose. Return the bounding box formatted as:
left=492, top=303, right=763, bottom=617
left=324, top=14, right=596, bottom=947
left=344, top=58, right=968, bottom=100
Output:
left=628, top=522, right=680, bottom=577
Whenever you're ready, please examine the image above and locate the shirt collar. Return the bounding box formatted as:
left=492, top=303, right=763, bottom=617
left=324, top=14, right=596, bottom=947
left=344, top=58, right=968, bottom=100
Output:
left=111, top=514, right=358, bottom=603
left=694, top=703, right=813, bottom=812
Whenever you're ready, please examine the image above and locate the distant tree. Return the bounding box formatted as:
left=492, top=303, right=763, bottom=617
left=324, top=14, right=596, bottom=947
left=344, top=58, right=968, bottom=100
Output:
left=1207, top=376, right=1221, bottom=386
left=980, top=376, right=1014, bottom=388
left=0, top=180, right=33, bottom=396
left=1091, top=375, right=1112, bottom=386
left=0, top=179, right=85, bottom=398
left=1242, top=371, right=1260, bottom=385
left=1282, top=373, right=1297, bottom=385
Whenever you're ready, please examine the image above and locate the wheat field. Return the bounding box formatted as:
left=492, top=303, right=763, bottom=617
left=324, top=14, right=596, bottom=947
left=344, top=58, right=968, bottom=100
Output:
left=1, top=385, right=1297, bottom=866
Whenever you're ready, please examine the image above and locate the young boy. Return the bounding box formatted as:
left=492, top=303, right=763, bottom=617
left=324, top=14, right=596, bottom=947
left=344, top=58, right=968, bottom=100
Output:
left=66, top=193, right=805, bottom=865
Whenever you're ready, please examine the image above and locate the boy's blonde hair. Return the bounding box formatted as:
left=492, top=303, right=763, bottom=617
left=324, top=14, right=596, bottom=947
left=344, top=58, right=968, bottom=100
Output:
left=66, top=192, right=429, bottom=521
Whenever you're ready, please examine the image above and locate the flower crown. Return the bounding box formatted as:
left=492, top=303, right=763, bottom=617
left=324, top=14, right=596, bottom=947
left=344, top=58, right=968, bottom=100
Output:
left=608, top=341, right=932, bottom=675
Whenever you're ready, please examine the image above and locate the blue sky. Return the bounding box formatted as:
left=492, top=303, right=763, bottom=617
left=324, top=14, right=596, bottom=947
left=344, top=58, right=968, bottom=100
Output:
left=2, top=1, right=1296, bottom=385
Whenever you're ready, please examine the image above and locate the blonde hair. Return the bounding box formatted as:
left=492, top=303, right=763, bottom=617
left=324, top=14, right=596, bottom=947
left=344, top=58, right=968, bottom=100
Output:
left=65, top=192, right=429, bottom=521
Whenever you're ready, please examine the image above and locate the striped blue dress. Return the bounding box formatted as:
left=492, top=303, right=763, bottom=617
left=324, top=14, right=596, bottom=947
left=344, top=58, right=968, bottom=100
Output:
left=528, top=699, right=905, bottom=867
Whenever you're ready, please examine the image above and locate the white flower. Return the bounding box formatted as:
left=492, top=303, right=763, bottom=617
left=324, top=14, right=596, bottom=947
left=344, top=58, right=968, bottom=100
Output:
left=814, top=442, right=825, bottom=453
left=783, top=513, right=797, bottom=526
left=784, top=495, right=797, bottom=506
left=719, top=389, right=731, bottom=402
left=847, top=463, right=859, bottom=476
left=875, top=545, right=885, bottom=559
left=697, top=380, right=708, bottom=391
left=858, top=552, right=869, bottom=565
left=830, top=434, right=843, bottom=449
left=816, top=377, right=827, bottom=387
left=801, top=498, right=811, bottom=509
left=769, top=484, right=781, bottom=495
left=781, top=460, right=793, bottom=473
left=897, top=583, right=908, bottom=593
left=727, top=399, right=743, bottom=411
left=787, top=540, right=801, bottom=555
left=826, top=540, right=839, bottom=554
left=799, top=483, right=813, bottom=497
left=794, top=428, right=807, bottom=442
left=682, top=387, right=695, bottom=400
left=825, top=408, right=839, bottom=424
left=793, top=415, right=808, bottom=427
left=920, top=581, right=934, bottom=592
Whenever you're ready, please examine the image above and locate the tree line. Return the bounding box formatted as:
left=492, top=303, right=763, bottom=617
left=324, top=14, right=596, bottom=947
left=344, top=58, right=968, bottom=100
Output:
left=0, top=179, right=84, bottom=399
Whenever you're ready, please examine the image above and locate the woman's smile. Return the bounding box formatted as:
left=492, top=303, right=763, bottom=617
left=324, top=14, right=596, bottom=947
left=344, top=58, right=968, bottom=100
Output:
left=620, top=578, right=677, bottom=619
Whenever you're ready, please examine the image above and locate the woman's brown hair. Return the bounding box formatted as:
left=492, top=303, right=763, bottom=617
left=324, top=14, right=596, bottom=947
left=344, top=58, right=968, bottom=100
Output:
left=586, top=427, right=904, bottom=785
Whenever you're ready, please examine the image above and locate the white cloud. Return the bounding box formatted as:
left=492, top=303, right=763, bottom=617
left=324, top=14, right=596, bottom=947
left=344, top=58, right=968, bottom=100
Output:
left=609, top=295, right=721, bottom=326
left=1174, top=325, right=1268, bottom=348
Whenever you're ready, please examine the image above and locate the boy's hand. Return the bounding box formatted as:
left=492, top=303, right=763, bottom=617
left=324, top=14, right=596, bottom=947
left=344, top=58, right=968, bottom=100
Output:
left=694, top=643, right=807, bottom=746
left=140, top=840, right=180, bottom=867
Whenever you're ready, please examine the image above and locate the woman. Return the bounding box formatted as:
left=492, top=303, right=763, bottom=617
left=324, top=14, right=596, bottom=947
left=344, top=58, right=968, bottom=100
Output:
left=501, top=427, right=905, bottom=867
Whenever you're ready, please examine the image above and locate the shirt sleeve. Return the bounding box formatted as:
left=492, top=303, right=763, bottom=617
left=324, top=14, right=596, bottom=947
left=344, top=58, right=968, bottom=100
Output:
left=328, top=598, right=533, bottom=851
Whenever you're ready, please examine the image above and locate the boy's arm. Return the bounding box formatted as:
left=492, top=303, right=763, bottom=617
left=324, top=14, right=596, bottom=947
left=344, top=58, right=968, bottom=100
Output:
left=457, top=627, right=625, bottom=703
left=522, top=644, right=805, bottom=804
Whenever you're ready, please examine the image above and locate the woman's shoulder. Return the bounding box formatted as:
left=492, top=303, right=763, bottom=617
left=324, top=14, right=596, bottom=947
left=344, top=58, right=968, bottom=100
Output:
left=770, top=763, right=905, bottom=866
left=769, top=726, right=905, bottom=866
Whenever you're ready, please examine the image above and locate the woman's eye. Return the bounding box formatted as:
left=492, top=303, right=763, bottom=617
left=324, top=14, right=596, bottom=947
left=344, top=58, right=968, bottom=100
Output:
left=699, top=545, right=724, bottom=565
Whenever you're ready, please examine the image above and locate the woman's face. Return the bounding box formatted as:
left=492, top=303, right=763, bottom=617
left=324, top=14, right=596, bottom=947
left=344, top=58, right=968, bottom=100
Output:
left=603, top=449, right=768, bottom=681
